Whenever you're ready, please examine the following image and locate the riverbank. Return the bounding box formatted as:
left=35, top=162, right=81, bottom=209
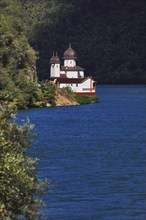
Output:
left=53, top=87, right=100, bottom=107
left=55, top=88, right=79, bottom=106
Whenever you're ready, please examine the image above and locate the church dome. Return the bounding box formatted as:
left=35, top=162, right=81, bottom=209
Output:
left=50, top=54, right=55, bottom=64
left=54, top=55, right=60, bottom=64
left=50, top=52, right=60, bottom=64
left=63, top=43, right=77, bottom=60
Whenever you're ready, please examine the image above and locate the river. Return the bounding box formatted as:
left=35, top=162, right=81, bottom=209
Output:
left=18, top=85, right=146, bottom=220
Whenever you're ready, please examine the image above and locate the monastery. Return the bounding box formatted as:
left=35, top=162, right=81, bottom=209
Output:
left=50, top=44, right=96, bottom=96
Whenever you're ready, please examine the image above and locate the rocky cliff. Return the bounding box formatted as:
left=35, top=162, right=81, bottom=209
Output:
left=55, top=89, right=79, bottom=107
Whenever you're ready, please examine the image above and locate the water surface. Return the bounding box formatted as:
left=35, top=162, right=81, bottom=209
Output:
left=18, top=85, right=146, bottom=220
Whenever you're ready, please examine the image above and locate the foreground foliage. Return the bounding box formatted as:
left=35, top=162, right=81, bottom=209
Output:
left=0, top=99, right=48, bottom=219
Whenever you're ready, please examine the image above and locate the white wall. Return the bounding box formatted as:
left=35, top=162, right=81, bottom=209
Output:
left=64, top=59, right=76, bottom=67
left=81, top=79, right=96, bottom=93
left=59, top=78, right=96, bottom=93
left=60, top=71, right=65, bottom=74
left=50, top=64, right=60, bottom=77
left=56, top=70, right=84, bottom=79
left=79, top=71, right=84, bottom=78
left=66, top=71, right=78, bottom=78
left=50, top=64, right=55, bottom=77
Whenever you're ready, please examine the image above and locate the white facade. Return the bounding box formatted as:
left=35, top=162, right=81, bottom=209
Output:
left=50, top=63, right=60, bottom=78
left=59, top=77, right=96, bottom=94
left=64, top=59, right=76, bottom=67
left=79, top=71, right=84, bottom=78
left=50, top=44, right=96, bottom=96
left=60, top=70, right=84, bottom=79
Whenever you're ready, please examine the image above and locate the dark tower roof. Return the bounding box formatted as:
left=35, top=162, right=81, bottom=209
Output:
left=63, top=43, right=77, bottom=60
left=50, top=52, right=60, bottom=64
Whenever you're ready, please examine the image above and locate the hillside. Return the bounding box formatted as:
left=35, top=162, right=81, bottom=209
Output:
left=0, top=0, right=145, bottom=109
left=30, top=0, right=145, bottom=84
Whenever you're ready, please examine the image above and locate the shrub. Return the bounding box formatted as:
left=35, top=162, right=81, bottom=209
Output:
left=75, top=95, right=100, bottom=104
left=0, top=100, right=48, bottom=219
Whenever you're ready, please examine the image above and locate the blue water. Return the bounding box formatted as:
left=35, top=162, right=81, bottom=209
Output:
left=18, top=85, right=146, bottom=220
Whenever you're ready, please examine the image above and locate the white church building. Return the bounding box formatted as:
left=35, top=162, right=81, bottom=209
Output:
left=50, top=44, right=96, bottom=96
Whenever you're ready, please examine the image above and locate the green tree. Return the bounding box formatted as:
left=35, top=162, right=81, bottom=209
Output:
left=0, top=7, right=39, bottom=108
left=40, top=80, right=56, bottom=106
left=0, top=99, right=47, bottom=219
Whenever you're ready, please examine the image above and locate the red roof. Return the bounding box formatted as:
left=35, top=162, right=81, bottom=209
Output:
left=53, top=76, right=93, bottom=84
left=57, top=78, right=85, bottom=83
left=61, top=65, right=85, bottom=71
left=50, top=76, right=94, bottom=83
left=50, top=77, right=86, bottom=83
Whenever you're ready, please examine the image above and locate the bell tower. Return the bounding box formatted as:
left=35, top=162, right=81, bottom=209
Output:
left=50, top=52, right=60, bottom=78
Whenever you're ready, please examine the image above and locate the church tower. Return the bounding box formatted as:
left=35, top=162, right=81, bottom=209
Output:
left=50, top=52, right=60, bottom=78
left=63, top=43, right=77, bottom=67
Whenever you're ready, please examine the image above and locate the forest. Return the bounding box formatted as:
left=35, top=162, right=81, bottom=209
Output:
left=1, top=0, right=145, bottom=86
left=0, top=0, right=145, bottom=219
left=30, top=0, right=146, bottom=84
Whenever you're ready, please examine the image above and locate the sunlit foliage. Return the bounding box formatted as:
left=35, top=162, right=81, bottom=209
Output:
left=0, top=98, right=48, bottom=219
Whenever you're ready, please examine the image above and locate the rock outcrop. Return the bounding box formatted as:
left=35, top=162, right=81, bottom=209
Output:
left=55, top=88, right=79, bottom=106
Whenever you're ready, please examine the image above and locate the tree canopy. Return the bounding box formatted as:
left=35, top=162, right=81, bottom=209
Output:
left=0, top=0, right=59, bottom=108
left=30, top=0, right=146, bottom=83
left=1, top=0, right=145, bottom=88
